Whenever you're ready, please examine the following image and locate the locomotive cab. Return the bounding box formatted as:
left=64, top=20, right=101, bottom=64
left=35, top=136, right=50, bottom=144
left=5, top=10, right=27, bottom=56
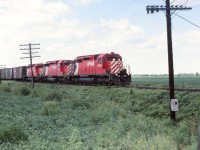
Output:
left=27, top=63, right=44, bottom=81
left=103, top=52, right=122, bottom=74
left=104, top=52, right=131, bottom=85
left=57, top=60, right=73, bottom=76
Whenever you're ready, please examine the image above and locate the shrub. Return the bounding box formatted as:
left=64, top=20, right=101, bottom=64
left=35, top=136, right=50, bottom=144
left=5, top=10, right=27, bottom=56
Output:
left=0, top=126, right=28, bottom=144
left=43, top=90, right=62, bottom=102
left=90, top=109, right=111, bottom=125
left=42, top=101, right=58, bottom=116
left=172, top=122, right=193, bottom=148
left=1, top=85, right=12, bottom=93
left=71, top=99, right=91, bottom=109
left=130, top=88, right=133, bottom=95
left=14, top=86, right=31, bottom=96
left=31, top=89, right=40, bottom=98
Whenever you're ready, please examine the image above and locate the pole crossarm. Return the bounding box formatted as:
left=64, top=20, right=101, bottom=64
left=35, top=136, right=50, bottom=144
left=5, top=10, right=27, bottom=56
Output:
left=19, top=44, right=29, bottom=46
left=20, top=48, right=29, bottom=50
left=32, top=56, right=41, bottom=58
left=31, top=44, right=40, bottom=46
left=31, top=48, right=40, bottom=50
left=22, top=52, right=39, bottom=54
left=20, top=57, right=31, bottom=59
left=146, top=1, right=192, bottom=122
left=146, top=5, right=192, bottom=14
left=19, top=42, right=41, bottom=89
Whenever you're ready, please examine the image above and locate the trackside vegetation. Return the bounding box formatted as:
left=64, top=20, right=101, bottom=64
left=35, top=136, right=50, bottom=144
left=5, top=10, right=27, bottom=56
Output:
left=0, top=81, right=200, bottom=149
left=132, top=75, right=200, bottom=88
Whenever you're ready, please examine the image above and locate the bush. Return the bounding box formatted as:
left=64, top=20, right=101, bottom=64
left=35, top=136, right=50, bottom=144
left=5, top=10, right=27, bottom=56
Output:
left=14, top=86, right=31, bottom=96
left=172, top=122, right=193, bottom=148
left=1, top=85, right=12, bottom=93
left=43, top=90, right=62, bottom=102
left=42, top=101, right=59, bottom=116
left=0, top=126, right=28, bottom=144
left=71, top=99, right=91, bottom=109
left=31, top=89, right=40, bottom=98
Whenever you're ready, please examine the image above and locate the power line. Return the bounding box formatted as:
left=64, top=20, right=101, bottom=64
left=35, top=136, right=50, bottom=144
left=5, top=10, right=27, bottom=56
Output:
left=174, top=13, right=200, bottom=29
left=171, top=0, right=189, bottom=18
left=171, top=0, right=175, bottom=4
left=100, top=0, right=140, bottom=19
left=82, top=0, right=139, bottom=25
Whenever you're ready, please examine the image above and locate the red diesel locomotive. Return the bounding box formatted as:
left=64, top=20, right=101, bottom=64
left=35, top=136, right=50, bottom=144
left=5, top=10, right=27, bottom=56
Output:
left=71, top=52, right=131, bottom=85
left=0, top=52, right=131, bottom=86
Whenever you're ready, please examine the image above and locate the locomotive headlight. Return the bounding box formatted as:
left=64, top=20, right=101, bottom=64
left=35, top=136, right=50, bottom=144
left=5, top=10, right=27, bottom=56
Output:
left=115, top=73, right=118, bottom=76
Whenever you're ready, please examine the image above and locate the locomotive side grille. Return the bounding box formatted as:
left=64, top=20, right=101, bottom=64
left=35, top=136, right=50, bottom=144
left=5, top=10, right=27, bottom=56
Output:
left=111, top=61, right=123, bottom=74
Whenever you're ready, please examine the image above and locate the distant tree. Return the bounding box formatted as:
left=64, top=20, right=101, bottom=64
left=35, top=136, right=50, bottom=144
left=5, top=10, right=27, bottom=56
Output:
left=196, top=72, right=199, bottom=76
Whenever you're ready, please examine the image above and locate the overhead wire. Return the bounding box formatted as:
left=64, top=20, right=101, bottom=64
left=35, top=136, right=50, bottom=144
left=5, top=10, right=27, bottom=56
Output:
left=97, top=0, right=140, bottom=19
left=171, top=0, right=176, bottom=4
left=171, top=0, right=189, bottom=18
left=173, top=13, right=200, bottom=29
left=71, top=0, right=140, bottom=25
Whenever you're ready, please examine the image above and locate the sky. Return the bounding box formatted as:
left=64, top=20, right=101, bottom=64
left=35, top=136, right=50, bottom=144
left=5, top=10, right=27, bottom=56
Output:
left=0, top=0, right=199, bottom=74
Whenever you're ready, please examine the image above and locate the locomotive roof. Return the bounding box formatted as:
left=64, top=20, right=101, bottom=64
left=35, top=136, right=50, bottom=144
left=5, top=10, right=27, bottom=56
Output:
left=27, top=63, right=43, bottom=67
left=46, top=60, right=73, bottom=64
left=46, top=60, right=59, bottom=64
left=76, top=54, right=102, bottom=59
left=76, top=52, right=119, bottom=59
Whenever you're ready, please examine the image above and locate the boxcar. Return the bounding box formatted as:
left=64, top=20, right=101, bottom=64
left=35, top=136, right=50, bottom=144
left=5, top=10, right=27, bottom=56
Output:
left=13, top=66, right=27, bottom=80
left=3, top=68, right=13, bottom=80
left=0, top=69, right=5, bottom=79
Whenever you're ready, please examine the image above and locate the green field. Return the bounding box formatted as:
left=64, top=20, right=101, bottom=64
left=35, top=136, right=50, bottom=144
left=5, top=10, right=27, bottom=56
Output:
left=132, top=75, right=200, bottom=88
left=0, top=81, right=200, bottom=150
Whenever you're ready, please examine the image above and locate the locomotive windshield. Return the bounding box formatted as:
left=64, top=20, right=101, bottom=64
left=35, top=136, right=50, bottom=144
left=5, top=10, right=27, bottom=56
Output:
left=107, top=56, right=120, bottom=61
left=64, top=61, right=73, bottom=66
left=37, top=66, right=43, bottom=68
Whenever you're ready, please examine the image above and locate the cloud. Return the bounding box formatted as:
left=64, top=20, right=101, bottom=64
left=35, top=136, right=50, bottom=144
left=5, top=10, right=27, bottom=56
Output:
left=0, top=0, right=199, bottom=74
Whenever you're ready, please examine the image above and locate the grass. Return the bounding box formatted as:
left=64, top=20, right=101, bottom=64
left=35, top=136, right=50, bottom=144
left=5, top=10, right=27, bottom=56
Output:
left=0, top=81, right=200, bottom=149
left=132, top=75, right=200, bottom=88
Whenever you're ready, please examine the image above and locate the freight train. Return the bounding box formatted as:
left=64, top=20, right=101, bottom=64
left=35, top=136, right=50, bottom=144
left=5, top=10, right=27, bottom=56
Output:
left=0, top=52, right=131, bottom=86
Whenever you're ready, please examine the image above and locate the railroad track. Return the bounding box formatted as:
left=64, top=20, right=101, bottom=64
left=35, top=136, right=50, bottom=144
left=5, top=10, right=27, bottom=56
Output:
left=60, top=83, right=200, bottom=92
left=4, top=80, right=200, bottom=92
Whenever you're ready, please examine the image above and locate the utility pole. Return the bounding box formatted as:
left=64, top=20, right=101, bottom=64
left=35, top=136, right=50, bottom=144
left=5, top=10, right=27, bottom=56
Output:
left=20, top=43, right=40, bottom=89
left=146, top=1, right=192, bottom=121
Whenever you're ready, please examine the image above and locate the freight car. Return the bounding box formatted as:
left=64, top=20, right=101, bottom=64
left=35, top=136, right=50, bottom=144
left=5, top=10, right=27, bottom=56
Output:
left=13, top=66, right=27, bottom=81
left=0, top=68, right=13, bottom=80
left=0, top=52, right=131, bottom=86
